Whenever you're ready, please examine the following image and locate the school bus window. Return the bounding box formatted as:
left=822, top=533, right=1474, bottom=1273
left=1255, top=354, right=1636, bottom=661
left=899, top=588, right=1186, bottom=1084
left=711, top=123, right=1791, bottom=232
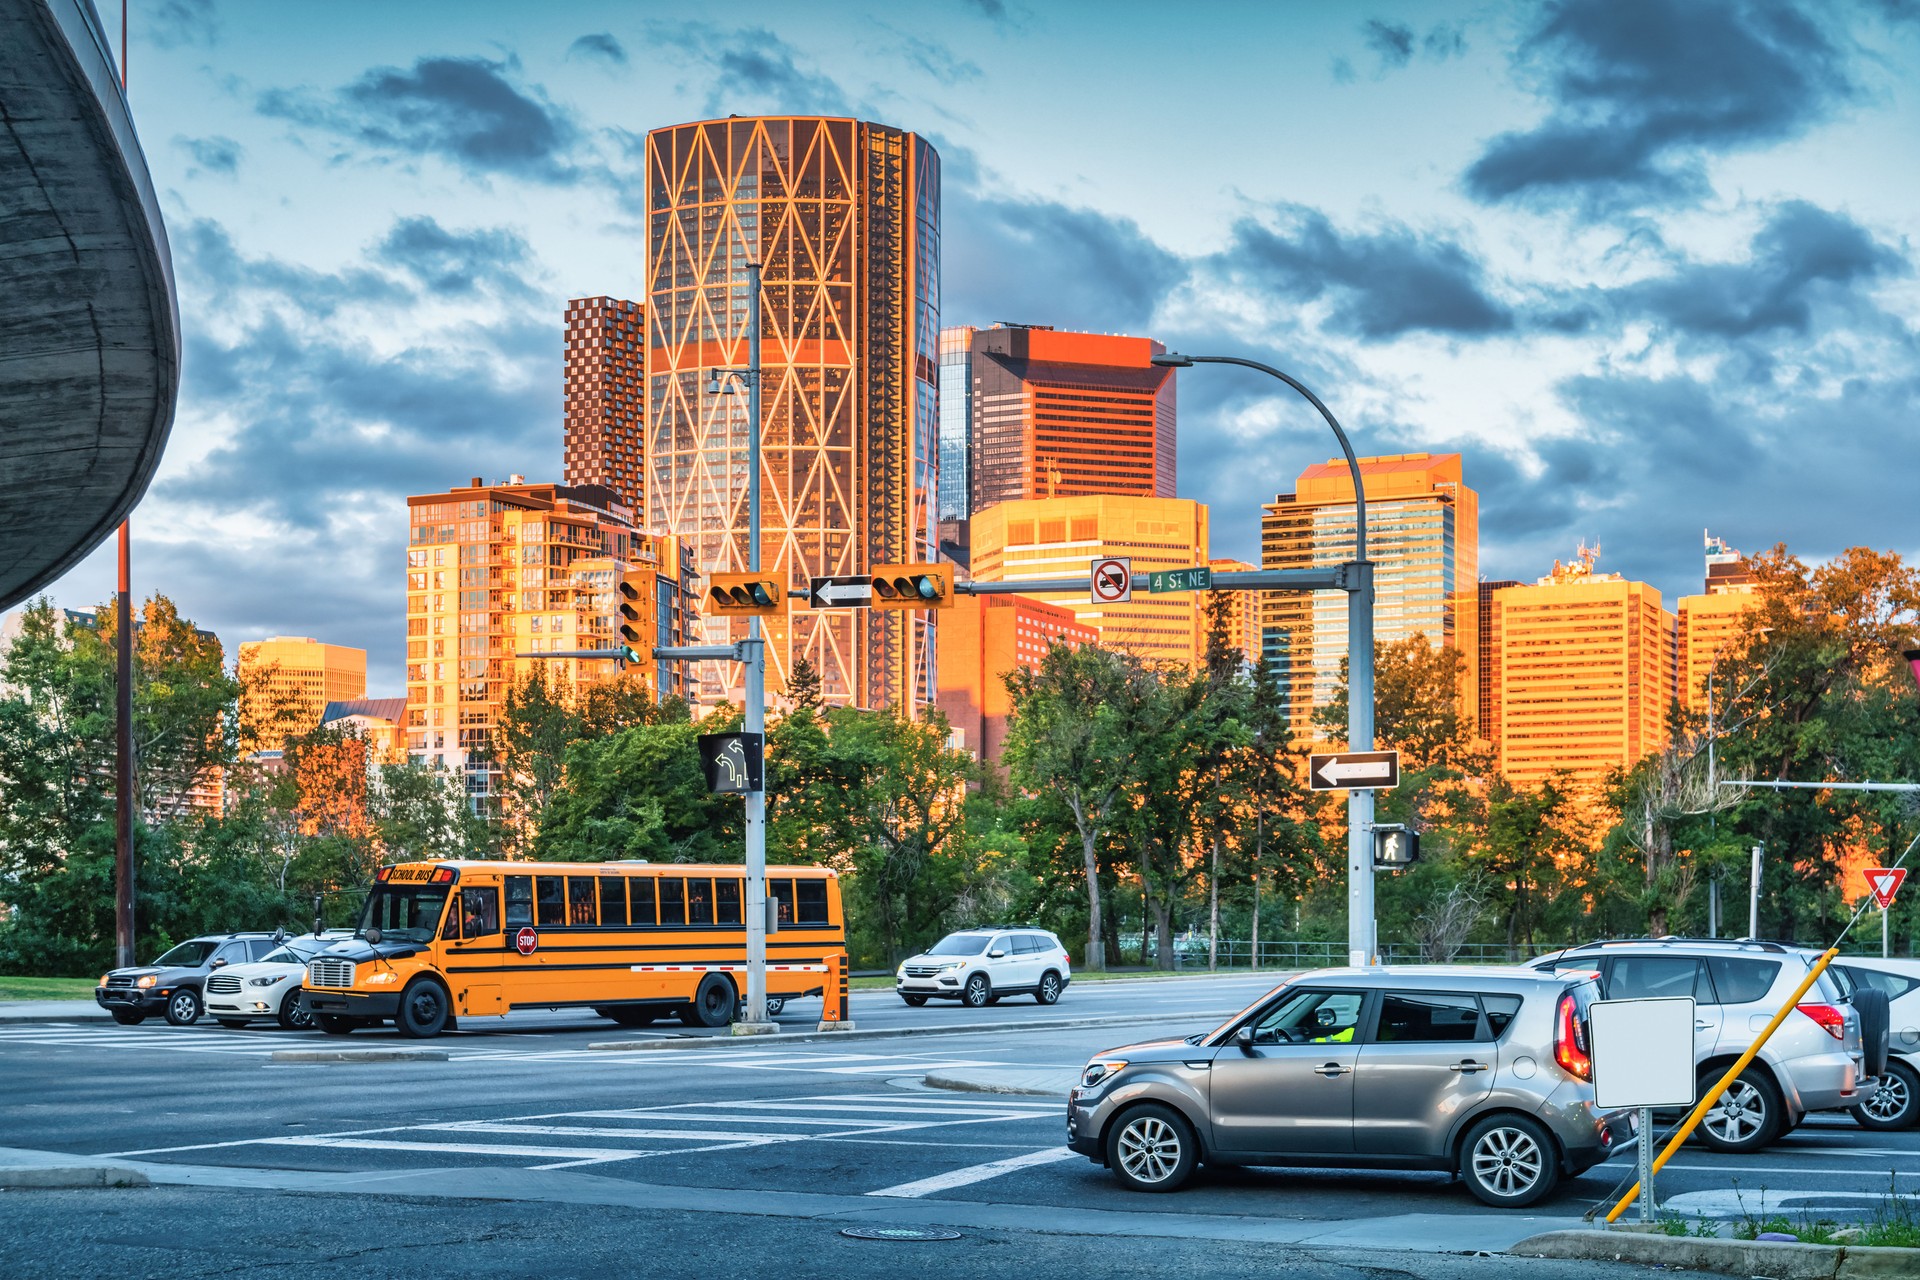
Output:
left=633, top=876, right=657, bottom=926
left=568, top=877, right=596, bottom=926
left=771, top=879, right=795, bottom=924
left=658, top=877, right=685, bottom=926
left=797, top=879, right=829, bottom=924
left=599, top=877, right=628, bottom=927
left=536, top=876, right=566, bottom=927
left=716, top=877, right=742, bottom=925
left=505, top=876, right=533, bottom=927
left=460, top=887, right=500, bottom=938
left=688, top=878, right=714, bottom=926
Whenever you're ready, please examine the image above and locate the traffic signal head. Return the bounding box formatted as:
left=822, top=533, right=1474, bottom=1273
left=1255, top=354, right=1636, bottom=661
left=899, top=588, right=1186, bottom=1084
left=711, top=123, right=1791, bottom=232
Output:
left=1372, top=825, right=1420, bottom=870
left=869, top=563, right=954, bottom=610
left=706, top=572, right=788, bottom=618
left=616, top=644, right=642, bottom=668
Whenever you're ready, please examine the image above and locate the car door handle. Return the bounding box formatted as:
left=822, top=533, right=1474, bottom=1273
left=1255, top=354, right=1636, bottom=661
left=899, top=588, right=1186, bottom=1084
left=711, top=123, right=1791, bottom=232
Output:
left=1448, top=1061, right=1487, bottom=1073
left=1695, top=1021, right=1715, bottom=1030
left=1313, top=1063, right=1351, bottom=1077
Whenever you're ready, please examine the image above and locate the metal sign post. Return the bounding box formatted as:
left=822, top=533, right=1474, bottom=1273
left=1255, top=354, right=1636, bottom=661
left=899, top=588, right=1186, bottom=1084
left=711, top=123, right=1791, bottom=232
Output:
left=1591, top=996, right=1697, bottom=1224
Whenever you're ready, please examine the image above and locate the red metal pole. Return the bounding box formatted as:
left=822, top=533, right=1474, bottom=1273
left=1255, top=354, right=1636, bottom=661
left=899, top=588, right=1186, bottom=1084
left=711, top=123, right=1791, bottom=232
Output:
left=115, top=522, right=136, bottom=966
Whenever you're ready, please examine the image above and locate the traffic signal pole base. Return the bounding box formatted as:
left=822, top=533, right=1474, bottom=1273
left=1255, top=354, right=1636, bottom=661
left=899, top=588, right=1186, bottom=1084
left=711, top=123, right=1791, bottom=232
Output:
left=813, top=1021, right=857, bottom=1033
left=731, top=1020, right=779, bottom=1037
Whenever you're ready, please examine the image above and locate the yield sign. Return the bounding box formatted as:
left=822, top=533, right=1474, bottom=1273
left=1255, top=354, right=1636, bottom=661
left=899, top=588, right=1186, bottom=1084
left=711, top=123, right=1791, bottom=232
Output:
left=1865, top=867, right=1908, bottom=910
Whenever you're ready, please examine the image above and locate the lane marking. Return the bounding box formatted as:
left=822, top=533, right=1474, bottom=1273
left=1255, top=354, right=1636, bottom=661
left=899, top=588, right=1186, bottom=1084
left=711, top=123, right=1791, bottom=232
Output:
left=865, top=1146, right=1079, bottom=1198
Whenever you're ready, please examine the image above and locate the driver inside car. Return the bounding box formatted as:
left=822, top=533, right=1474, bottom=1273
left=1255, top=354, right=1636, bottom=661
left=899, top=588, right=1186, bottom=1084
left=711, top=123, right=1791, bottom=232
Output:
left=1307, top=1005, right=1355, bottom=1043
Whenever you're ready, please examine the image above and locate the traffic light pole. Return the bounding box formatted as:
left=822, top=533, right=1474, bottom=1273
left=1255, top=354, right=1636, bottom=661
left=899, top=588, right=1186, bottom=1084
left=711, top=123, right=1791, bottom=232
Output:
left=740, top=260, right=774, bottom=1034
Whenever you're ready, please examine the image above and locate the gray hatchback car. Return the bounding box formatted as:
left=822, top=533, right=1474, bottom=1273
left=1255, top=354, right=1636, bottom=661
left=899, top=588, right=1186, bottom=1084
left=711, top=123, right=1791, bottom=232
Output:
left=1067, top=966, right=1625, bottom=1207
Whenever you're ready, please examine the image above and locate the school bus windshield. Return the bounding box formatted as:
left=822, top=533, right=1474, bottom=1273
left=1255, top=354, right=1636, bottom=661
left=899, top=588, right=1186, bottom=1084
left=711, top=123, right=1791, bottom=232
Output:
left=356, top=884, right=451, bottom=943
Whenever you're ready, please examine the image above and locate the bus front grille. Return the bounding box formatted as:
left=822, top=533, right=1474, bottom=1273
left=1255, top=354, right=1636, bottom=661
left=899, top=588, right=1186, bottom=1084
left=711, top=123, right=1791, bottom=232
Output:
left=307, top=959, right=355, bottom=989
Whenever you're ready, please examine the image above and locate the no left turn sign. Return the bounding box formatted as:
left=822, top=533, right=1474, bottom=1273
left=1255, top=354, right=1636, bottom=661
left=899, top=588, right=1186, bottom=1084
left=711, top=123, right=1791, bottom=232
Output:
left=1091, top=557, right=1132, bottom=604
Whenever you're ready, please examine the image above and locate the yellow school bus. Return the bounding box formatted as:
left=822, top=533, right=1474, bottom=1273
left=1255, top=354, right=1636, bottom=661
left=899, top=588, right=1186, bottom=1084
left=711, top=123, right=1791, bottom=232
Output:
left=299, top=860, right=845, bottom=1038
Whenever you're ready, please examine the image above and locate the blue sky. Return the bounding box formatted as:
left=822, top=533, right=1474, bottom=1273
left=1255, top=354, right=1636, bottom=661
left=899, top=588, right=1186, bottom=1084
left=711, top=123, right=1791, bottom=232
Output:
left=47, top=0, right=1920, bottom=693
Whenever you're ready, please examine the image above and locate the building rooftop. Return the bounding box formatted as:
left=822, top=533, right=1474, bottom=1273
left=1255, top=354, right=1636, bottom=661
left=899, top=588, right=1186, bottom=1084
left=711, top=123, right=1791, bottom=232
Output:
left=321, top=698, right=408, bottom=725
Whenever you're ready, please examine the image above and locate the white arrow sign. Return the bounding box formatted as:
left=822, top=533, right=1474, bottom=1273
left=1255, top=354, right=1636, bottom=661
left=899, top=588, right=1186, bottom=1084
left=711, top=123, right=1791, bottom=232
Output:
left=1319, top=759, right=1391, bottom=785
left=809, top=576, right=873, bottom=609
left=1307, top=750, right=1401, bottom=792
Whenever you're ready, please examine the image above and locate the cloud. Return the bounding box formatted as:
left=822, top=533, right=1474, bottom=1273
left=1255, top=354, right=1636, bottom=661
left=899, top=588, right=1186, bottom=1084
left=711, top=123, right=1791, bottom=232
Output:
left=896, top=34, right=983, bottom=85
left=258, top=56, right=583, bottom=183
left=1423, top=23, right=1468, bottom=59
left=959, top=0, right=1010, bottom=21
left=1363, top=20, right=1415, bottom=70
left=146, top=0, right=218, bottom=50
left=648, top=24, right=855, bottom=117
left=175, top=134, right=242, bottom=177
left=566, top=33, right=627, bottom=66
left=374, top=216, right=537, bottom=299
left=1466, top=0, right=1853, bottom=209
left=1218, top=205, right=1513, bottom=340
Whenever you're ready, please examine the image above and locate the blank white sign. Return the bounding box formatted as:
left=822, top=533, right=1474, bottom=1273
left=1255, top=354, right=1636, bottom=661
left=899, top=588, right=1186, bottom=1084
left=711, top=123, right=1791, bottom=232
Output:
left=1590, top=997, right=1697, bottom=1109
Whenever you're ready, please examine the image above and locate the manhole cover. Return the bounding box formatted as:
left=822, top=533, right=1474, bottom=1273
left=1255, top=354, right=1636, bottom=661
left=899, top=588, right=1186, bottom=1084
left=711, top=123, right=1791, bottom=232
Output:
left=839, top=1226, right=962, bottom=1242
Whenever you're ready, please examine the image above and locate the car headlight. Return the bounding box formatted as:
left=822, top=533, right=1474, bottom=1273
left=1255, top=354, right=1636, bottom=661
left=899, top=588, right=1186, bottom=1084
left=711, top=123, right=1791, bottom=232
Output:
left=136, top=975, right=157, bottom=988
left=939, top=960, right=965, bottom=971
left=99, top=974, right=110, bottom=987
left=247, top=975, right=284, bottom=987
left=1081, top=1059, right=1128, bottom=1089
left=364, top=972, right=398, bottom=986
left=896, top=965, right=907, bottom=978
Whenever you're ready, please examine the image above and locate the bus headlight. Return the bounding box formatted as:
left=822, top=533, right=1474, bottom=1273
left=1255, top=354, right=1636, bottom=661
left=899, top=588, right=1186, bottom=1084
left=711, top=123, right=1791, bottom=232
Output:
left=364, top=972, right=398, bottom=986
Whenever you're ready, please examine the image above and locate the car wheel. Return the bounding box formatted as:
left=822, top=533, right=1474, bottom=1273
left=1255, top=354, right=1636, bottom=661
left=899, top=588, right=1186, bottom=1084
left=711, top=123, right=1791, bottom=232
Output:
left=109, top=1009, right=144, bottom=1026
left=901, top=994, right=928, bottom=1007
left=1460, top=1114, right=1560, bottom=1208
left=1036, top=972, right=1063, bottom=1005
left=961, top=974, right=991, bottom=1009
left=395, top=979, right=451, bottom=1038
left=1852, top=1059, right=1919, bottom=1132
left=600, top=1006, right=657, bottom=1029
left=164, top=989, right=201, bottom=1027
left=766, top=997, right=786, bottom=1017
left=278, top=990, right=314, bottom=1031
left=314, top=1014, right=356, bottom=1036
left=681, top=974, right=737, bottom=1028
left=1107, top=1103, right=1198, bottom=1193
left=215, top=1018, right=250, bottom=1030
left=1854, top=988, right=1891, bottom=1080
left=1697, top=1067, right=1782, bottom=1153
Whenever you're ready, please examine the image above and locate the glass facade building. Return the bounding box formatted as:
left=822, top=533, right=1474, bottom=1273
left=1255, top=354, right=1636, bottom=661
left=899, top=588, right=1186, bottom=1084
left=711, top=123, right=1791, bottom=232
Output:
left=937, top=325, right=974, bottom=522
left=643, top=116, right=940, bottom=710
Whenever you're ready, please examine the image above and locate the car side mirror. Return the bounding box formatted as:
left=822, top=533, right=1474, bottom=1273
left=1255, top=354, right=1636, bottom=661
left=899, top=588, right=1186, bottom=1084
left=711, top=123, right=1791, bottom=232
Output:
left=989, top=949, right=1006, bottom=959
left=210, top=958, right=228, bottom=968
left=1234, top=1026, right=1254, bottom=1053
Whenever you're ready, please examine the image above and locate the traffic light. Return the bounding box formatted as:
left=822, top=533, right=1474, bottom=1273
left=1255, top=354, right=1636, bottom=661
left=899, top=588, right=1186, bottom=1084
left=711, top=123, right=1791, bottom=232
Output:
left=706, top=572, right=788, bottom=617
left=614, top=644, right=642, bottom=669
left=1372, top=825, right=1420, bottom=870
left=869, top=563, right=954, bottom=610
left=617, top=578, right=645, bottom=647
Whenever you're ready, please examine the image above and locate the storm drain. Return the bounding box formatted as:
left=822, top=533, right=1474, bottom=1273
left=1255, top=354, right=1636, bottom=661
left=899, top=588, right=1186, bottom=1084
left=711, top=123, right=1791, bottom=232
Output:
left=839, top=1226, right=962, bottom=1242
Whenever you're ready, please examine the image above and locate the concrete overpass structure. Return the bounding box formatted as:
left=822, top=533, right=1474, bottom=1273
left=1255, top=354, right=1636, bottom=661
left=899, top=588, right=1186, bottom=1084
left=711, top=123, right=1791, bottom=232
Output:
left=0, top=0, right=179, bottom=609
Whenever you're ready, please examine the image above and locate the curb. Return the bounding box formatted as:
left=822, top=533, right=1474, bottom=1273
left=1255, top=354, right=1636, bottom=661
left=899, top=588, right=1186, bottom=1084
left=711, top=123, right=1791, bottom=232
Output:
left=0, top=1012, right=116, bottom=1025
left=270, top=1048, right=449, bottom=1064
left=585, top=1009, right=1235, bottom=1053
left=1509, top=1228, right=1920, bottom=1279
left=0, top=1165, right=149, bottom=1189
left=923, top=1071, right=1071, bottom=1096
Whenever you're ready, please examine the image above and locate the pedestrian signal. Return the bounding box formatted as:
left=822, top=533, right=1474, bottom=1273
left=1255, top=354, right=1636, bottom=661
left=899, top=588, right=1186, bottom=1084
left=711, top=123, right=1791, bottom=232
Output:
left=869, top=563, right=954, bottom=610
left=1372, top=825, right=1420, bottom=869
left=706, top=573, right=787, bottom=617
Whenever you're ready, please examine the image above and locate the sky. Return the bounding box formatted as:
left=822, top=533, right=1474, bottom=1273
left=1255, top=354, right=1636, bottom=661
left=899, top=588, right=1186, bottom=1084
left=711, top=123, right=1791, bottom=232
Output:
left=42, top=0, right=1920, bottom=694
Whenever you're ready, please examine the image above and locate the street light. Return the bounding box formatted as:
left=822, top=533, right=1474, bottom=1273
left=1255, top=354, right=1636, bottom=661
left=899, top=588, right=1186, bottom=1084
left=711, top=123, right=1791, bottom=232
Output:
left=1152, top=351, right=1376, bottom=965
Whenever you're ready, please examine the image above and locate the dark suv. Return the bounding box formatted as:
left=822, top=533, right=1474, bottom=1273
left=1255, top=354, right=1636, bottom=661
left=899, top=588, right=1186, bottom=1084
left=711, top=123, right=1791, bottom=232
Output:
left=96, top=933, right=285, bottom=1026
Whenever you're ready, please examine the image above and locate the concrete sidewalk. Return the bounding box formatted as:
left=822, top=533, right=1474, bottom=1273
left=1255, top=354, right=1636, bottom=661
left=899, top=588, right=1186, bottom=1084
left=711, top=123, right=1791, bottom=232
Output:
left=0, top=1000, right=111, bottom=1024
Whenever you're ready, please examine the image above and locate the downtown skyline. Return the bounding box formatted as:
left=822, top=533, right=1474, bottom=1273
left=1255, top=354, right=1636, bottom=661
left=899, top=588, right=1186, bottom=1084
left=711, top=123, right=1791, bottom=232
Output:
left=34, top=0, right=1920, bottom=694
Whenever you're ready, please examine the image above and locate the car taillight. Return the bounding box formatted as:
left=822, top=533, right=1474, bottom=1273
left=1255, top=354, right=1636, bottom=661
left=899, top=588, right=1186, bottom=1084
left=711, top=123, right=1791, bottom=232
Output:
left=1554, top=991, right=1592, bottom=1081
left=1796, top=1003, right=1845, bottom=1040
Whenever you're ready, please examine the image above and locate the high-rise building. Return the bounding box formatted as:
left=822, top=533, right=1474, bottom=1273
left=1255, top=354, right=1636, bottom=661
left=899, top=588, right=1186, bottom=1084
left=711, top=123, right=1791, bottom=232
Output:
left=1476, top=579, right=1523, bottom=745
left=1260, top=453, right=1479, bottom=739
left=937, top=324, right=974, bottom=522
left=237, top=636, right=367, bottom=751
left=970, top=495, right=1209, bottom=669
left=404, top=478, right=695, bottom=808
left=966, top=325, right=1175, bottom=514
left=1491, top=548, right=1676, bottom=792
left=936, top=593, right=1095, bottom=767
left=1208, top=557, right=1262, bottom=667
left=562, top=296, right=646, bottom=511
left=643, top=116, right=939, bottom=712
left=1677, top=532, right=1759, bottom=713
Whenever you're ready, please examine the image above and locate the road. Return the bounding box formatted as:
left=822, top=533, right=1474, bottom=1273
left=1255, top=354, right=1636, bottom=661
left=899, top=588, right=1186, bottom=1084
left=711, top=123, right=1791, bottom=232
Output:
left=0, top=973, right=1912, bottom=1277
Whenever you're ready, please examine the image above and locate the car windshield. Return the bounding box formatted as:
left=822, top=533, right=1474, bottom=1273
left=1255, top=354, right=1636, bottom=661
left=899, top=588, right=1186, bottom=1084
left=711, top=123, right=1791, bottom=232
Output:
left=927, top=934, right=990, bottom=956
left=152, top=940, right=217, bottom=967
left=260, top=941, right=323, bottom=965
left=355, top=884, right=451, bottom=944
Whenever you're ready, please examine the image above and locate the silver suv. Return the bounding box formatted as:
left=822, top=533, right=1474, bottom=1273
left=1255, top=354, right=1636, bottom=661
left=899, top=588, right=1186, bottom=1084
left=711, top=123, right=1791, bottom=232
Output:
left=1067, top=966, right=1625, bottom=1208
left=1531, top=938, right=1875, bottom=1152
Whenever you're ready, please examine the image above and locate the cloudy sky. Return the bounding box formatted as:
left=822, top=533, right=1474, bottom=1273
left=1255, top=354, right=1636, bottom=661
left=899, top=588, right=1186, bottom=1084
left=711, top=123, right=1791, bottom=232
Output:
left=47, top=0, right=1920, bottom=692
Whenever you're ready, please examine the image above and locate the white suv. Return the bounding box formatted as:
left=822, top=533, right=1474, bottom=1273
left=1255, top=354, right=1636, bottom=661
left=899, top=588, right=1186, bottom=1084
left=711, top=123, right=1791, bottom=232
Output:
left=204, top=931, right=353, bottom=1030
left=1831, top=958, right=1920, bottom=1130
left=896, top=928, right=1072, bottom=1008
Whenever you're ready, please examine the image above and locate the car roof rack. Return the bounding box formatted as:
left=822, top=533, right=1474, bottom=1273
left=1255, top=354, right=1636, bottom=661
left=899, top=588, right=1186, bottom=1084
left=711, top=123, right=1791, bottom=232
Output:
left=1553, top=936, right=1792, bottom=955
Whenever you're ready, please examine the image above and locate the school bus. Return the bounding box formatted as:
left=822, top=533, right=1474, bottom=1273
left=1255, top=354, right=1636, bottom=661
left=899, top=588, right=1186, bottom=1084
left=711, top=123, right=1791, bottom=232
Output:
left=299, top=860, right=845, bottom=1038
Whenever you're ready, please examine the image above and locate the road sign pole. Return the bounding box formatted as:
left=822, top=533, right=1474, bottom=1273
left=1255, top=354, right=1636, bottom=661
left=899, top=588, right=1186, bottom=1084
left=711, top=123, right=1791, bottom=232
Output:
left=1346, top=559, right=1375, bottom=966
left=741, top=259, right=772, bottom=1034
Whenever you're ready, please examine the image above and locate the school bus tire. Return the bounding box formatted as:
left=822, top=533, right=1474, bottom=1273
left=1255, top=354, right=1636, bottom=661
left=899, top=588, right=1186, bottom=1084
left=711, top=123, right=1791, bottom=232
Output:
left=598, top=1006, right=657, bottom=1028
left=315, top=1014, right=357, bottom=1036
left=395, top=977, right=452, bottom=1039
left=681, top=974, right=738, bottom=1028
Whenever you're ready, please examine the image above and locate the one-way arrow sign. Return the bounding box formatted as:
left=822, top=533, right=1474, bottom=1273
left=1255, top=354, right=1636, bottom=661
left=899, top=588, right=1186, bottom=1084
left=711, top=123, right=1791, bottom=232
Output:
left=1308, top=750, right=1401, bottom=792
left=1865, top=866, right=1908, bottom=910
left=809, top=575, right=873, bottom=609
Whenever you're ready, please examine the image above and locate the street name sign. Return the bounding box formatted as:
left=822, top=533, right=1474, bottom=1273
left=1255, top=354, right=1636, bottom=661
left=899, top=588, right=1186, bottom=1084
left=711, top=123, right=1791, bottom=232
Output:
left=1149, top=566, right=1213, bottom=594
left=1091, top=556, right=1132, bottom=604
left=1308, top=750, right=1400, bottom=792
left=809, top=575, right=872, bottom=609
left=1866, top=866, right=1908, bottom=910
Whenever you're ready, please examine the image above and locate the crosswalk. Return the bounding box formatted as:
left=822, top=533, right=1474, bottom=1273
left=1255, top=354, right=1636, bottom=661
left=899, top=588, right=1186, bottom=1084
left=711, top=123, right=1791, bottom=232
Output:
left=0, top=1022, right=267, bottom=1056
left=112, top=1092, right=1064, bottom=1176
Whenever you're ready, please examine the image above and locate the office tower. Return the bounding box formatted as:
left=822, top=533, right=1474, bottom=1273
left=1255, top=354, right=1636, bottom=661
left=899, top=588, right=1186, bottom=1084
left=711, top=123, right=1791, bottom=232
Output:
left=938, top=325, right=975, bottom=521
left=1476, top=579, right=1523, bottom=745
left=969, top=495, right=1209, bottom=669
left=1260, top=453, right=1479, bottom=738
left=404, top=478, right=694, bottom=809
left=644, top=116, right=939, bottom=711
left=967, top=325, right=1175, bottom=513
left=562, top=296, right=645, bottom=511
left=1491, top=548, right=1676, bottom=791
left=237, top=636, right=368, bottom=751
left=1677, top=531, right=1759, bottom=712
left=936, top=593, right=1095, bottom=767
left=1208, top=557, right=1262, bottom=666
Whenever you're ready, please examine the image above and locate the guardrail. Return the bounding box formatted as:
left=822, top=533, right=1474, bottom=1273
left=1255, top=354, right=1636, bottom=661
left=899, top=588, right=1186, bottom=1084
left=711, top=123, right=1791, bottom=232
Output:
left=1173, top=939, right=1536, bottom=968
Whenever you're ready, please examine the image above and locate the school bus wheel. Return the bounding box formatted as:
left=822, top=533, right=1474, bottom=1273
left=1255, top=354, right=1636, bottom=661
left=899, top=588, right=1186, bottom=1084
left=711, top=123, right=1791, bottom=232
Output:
left=679, top=973, right=738, bottom=1029
left=396, top=977, right=452, bottom=1039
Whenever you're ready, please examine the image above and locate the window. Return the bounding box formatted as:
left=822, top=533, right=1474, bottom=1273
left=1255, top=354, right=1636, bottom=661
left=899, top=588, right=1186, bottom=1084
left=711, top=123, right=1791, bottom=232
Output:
left=1706, top=958, right=1781, bottom=1006
left=796, top=879, right=829, bottom=924
left=716, top=878, right=742, bottom=925
left=632, top=877, right=657, bottom=926
left=1482, top=994, right=1523, bottom=1037
left=1248, top=988, right=1366, bottom=1045
left=1014, top=935, right=1041, bottom=954
left=459, top=887, right=500, bottom=937
left=770, top=878, right=795, bottom=924
left=599, top=878, right=628, bottom=927
left=536, top=876, right=566, bottom=927
left=659, top=878, right=686, bottom=926
left=1837, top=965, right=1920, bottom=1001
left=1376, top=992, right=1484, bottom=1043
left=214, top=943, right=247, bottom=967
left=246, top=939, right=278, bottom=961
left=504, top=876, right=533, bottom=927
left=1606, top=956, right=1707, bottom=1002
left=568, top=878, right=597, bottom=926
left=687, top=878, right=714, bottom=926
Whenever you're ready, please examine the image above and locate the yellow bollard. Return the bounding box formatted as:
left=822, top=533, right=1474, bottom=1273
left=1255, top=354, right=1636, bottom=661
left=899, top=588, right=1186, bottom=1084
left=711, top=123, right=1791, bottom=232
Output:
left=816, top=951, right=854, bottom=1031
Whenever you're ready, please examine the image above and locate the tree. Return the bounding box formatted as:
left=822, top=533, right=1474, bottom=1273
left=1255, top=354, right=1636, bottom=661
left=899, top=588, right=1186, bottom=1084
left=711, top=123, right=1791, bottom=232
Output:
left=1316, top=633, right=1472, bottom=773
left=786, top=654, right=824, bottom=713
left=534, top=719, right=737, bottom=863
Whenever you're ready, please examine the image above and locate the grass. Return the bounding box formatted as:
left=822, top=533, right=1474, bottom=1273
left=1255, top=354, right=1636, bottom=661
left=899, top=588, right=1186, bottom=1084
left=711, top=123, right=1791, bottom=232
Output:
left=0, top=976, right=99, bottom=1001
left=1671, top=1176, right=1920, bottom=1250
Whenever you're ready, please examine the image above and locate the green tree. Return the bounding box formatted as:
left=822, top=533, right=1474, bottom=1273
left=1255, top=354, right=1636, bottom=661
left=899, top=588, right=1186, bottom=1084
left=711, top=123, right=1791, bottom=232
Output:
left=534, top=719, right=737, bottom=863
